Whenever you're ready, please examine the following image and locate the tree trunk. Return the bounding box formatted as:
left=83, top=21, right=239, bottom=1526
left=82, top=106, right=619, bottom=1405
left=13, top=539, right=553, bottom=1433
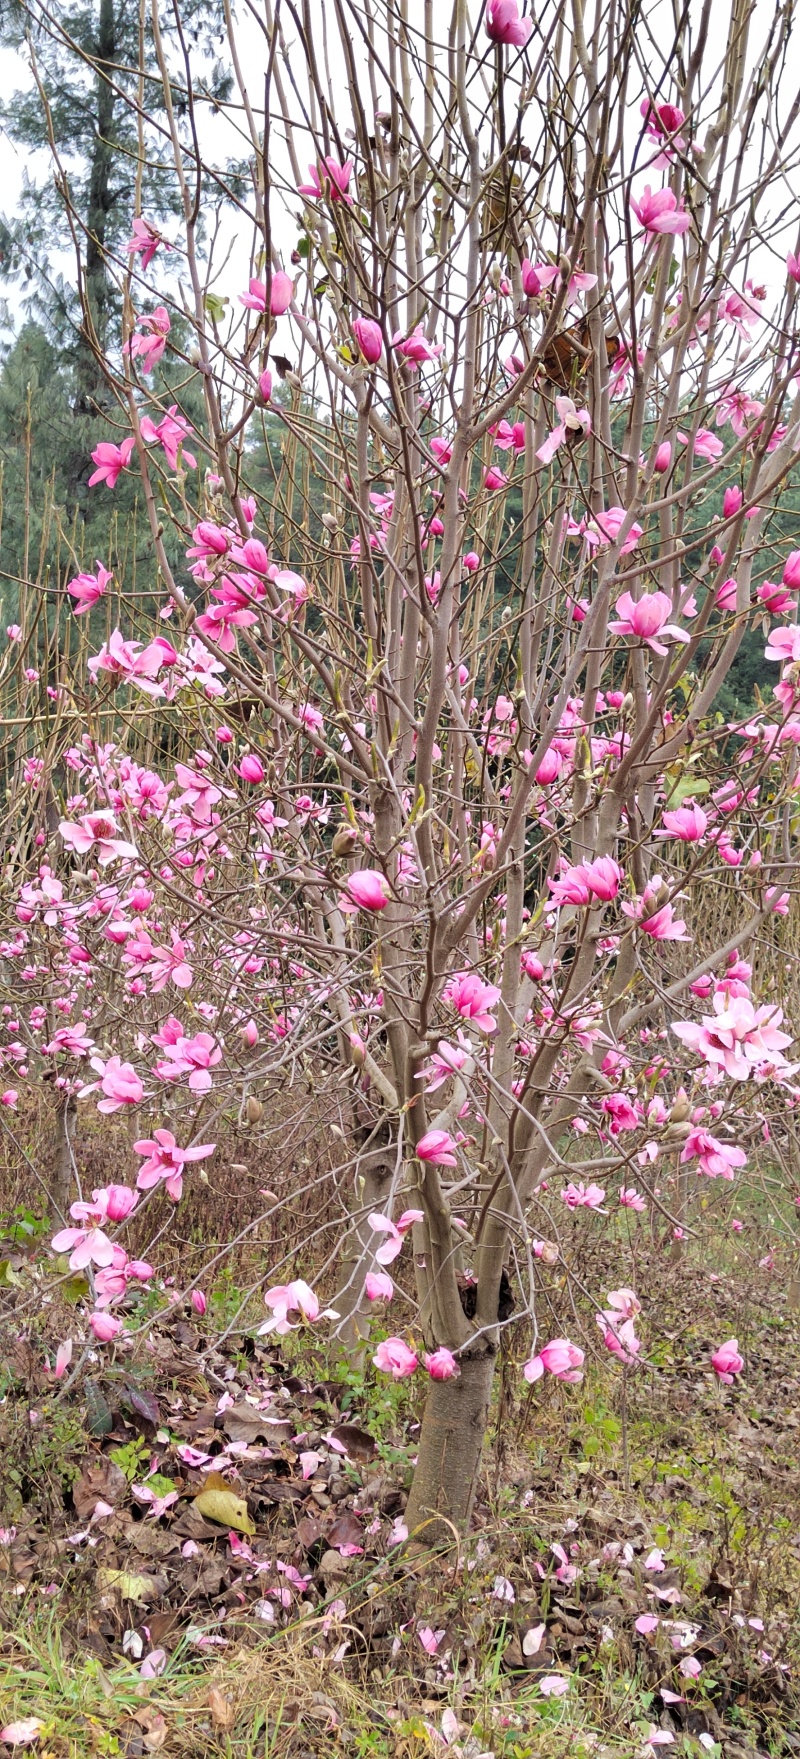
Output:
left=75, top=0, right=117, bottom=419
left=50, top=1093, right=77, bottom=1225
left=404, top=1342, right=496, bottom=1542
left=332, top=1119, right=393, bottom=1357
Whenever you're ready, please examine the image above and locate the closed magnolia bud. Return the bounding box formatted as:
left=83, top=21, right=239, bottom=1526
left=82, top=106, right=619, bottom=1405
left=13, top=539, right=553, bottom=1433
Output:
left=669, top=1089, right=691, bottom=1124
left=246, top=1094, right=264, bottom=1123
left=240, top=1018, right=259, bottom=1048
left=321, top=512, right=339, bottom=533
left=619, top=691, right=634, bottom=717
left=332, top=823, right=359, bottom=858
left=191, top=1288, right=207, bottom=1316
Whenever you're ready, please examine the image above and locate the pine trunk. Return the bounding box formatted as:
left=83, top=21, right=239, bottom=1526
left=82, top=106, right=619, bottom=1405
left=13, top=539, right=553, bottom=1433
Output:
left=404, top=1343, right=496, bottom=1543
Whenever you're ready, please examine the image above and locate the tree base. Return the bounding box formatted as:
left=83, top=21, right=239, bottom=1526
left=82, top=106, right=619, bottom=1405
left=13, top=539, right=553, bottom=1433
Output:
left=404, top=1343, right=496, bottom=1544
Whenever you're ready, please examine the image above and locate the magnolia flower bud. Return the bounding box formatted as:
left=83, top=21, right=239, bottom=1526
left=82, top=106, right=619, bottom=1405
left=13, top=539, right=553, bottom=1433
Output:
left=332, top=824, right=359, bottom=858
left=669, top=1090, right=691, bottom=1123
left=246, top=1094, right=264, bottom=1123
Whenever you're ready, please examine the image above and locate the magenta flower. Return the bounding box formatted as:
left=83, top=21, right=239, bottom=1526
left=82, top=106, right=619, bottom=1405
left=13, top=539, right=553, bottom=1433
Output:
left=59, top=811, right=138, bottom=866
left=524, top=1338, right=584, bottom=1383
left=622, top=885, right=689, bottom=940
left=90, top=1311, right=123, bottom=1342
left=609, top=590, right=689, bottom=656
left=711, top=1337, right=743, bottom=1382
left=484, top=466, right=508, bottom=491
left=352, top=315, right=383, bottom=363
left=342, top=869, right=390, bottom=912
left=139, top=405, right=196, bottom=471
left=619, top=1187, right=646, bottom=1211
left=240, top=271, right=294, bottom=316
left=373, top=1337, right=419, bottom=1378
left=443, top=971, right=501, bottom=1033
left=654, top=804, right=707, bottom=842
left=153, top=1032, right=222, bottom=1094
left=392, top=325, right=444, bottom=366
left=126, top=216, right=170, bottom=269
left=298, top=157, right=353, bottom=204
left=597, top=1312, right=641, bottom=1363
left=630, top=185, right=691, bottom=235
left=148, top=933, right=193, bottom=993
left=416, top=1129, right=458, bottom=1167
left=83, top=1055, right=144, bottom=1114
left=485, top=0, right=532, bottom=45
left=128, top=306, right=171, bottom=373
left=681, top=1129, right=747, bottom=1180
left=67, top=561, right=112, bottom=615
left=364, top=1270, right=394, bottom=1301
left=561, top=1180, right=606, bottom=1211
left=238, top=752, right=265, bottom=784
left=424, top=1348, right=460, bottom=1380
left=88, top=437, right=135, bottom=489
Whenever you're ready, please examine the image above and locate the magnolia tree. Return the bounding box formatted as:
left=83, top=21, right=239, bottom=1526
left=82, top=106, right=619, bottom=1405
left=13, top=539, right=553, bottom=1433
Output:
left=5, top=0, right=800, bottom=1537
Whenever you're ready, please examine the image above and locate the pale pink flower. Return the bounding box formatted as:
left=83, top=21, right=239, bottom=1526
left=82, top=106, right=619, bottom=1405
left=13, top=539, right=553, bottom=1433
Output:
left=153, top=1030, right=222, bottom=1093
left=240, top=271, right=294, bottom=315
left=619, top=1187, right=646, bottom=1210
left=258, top=1278, right=322, bottom=1336
left=672, top=992, right=792, bottom=1080
left=368, top=1208, right=423, bottom=1265
left=417, top=1625, right=445, bottom=1654
left=373, top=1337, right=418, bottom=1377
left=126, top=216, right=170, bottom=269
left=392, top=325, right=444, bottom=365
left=538, top=1675, right=569, bottom=1697
left=537, top=395, right=592, bottom=465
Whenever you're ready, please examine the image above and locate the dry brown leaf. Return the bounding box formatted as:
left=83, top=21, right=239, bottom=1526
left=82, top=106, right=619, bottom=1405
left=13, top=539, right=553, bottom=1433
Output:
left=208, top=1686, right=235, bottom=1730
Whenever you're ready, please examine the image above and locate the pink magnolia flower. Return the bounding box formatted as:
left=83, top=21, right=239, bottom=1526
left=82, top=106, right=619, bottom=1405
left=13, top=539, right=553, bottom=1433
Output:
left=538, top=1675, right=569, bottom=1698
left=364, top=1270, right=394, bottom=1301
left=352, top=316, right=383, bottom=363
left=139, top=405, right=196, bottom=471
left=561, top=1180, right=606, bottom=1210
left=585, top=505, right=643, bottom=552
left=609, top=590, right=689, bottom=656
left=524, top=1337, right=585, bottom=1383
left=126, top=216, right=170, bottom=269
left=619, top=1187, right=646, bottom=1210
left=153, top=1030, right=222, bottom=1093
left=52, top=1222, right=115, bottom=1270
left=711, top=1337, right=743, bottom=1382
left=148, top=933, right=193, bottom=992
left=787, top=250, right=800, bottom=284
left=536, top=395, right=591, bottom=465
left=87, top=628, right=171, bottom=695
left=67, top=561, right=113, bottom=614
left=343, top=869, right=390, bottom=911
left=630, top=185, right=691, bottom=235
left=484, top=466, right=508, bottom=491
left=416, top=1129, right=458, bottom=1166
left=191, top=1289, right=207, bottom=1315
left=134, top=1129, right=215, bottom=1201
left=238, top=752, right=265, bottom=784
left=783, top=550, right=800, bottom=590
left=90, top=1311, right=123, bottom=1342
left=258, top=1278, right=322, bottom=1335
left=373, top=1337, right=419, bottom=1378
left=424, top=1348, right=460, bottom=1380
left=622, top=882, right=690, bottom=941
left=88, top=436, right=135, bottom=489
left=654, top=804, right=707, bottom=841
left=368, top=1208, right=423, bottom=1265
left=597, top=1312, right=641, bottom=1363
left=393, top=325, right=444, bottom=365
left=240, top=271, right=294, bottom=316
left=673, top=992, right=792, bottom=1080
left=128, top=305, right=171, bottom=373
left=83, top=1055, right=144, bottom=1114
left=298, top=156, right=353, bottom=204
left=443, top=971, right=501, bottom=1032
left=485, top=0, right=532, bottom=45
left=59, top=811, right=138, bottom=865
left=681, top=1129, right=747, bottom=1180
